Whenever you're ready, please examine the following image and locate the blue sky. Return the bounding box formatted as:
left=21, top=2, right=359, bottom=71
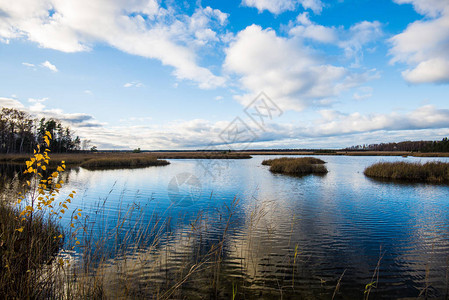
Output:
left=1, top=0, right=449, bottom=149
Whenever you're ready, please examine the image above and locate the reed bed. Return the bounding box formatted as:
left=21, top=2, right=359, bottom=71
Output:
left=0, top=152, right=251, bottom=169
left=262, top=157, right=328, bottom=176
left=0, top=201, right=63, bottom=298
left=364, top=161, right=449, bottom=183
left=79, top=157, right=170, bottom=170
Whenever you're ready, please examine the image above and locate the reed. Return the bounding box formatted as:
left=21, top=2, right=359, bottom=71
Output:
left=0, top=197, right=63, bottom=298
left=79, top=157, right=170, bottom=170
left=364, top=161, right=449, bottom=183
left=262, top=157, right=328, bottom=176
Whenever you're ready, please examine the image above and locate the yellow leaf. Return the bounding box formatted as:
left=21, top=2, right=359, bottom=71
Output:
left=57, top=166, right=64, bottom=172
left=75, top=241, right=80, bottom=245
left=77, top=212, right=82, bottom=217
left=58, top=234, right=63, bottom=238
left=56, top=184, right=62, bottom=189
left=70, top=223, right=74, bottom=228
left=52, top=172, right=58, bottom=177
left=74, top=216, right=78, bottom=220
left=26, top=180, right=31, bottom=186
left=41, top=165, right=46, bottom=171
left=62, top=204, right=68, bottom=209
left=16, top=227, right=24, bottom=232
left=61, top=209, right=65, bottom=214
left=69, top=194, right=73, bottom=198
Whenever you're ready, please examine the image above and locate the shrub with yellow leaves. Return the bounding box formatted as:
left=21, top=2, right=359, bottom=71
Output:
left=15, top=131, right=82, bottom=264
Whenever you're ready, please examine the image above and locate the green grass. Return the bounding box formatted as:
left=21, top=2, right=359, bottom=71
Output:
left=262, top=157, right=328, bottom=175
left=364, top=161, right=449, bottom=183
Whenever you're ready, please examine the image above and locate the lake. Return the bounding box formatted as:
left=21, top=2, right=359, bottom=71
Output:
left=37, top=155, right=449, bottom=298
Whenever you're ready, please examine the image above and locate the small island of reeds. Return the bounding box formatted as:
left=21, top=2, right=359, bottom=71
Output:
left=79, top=157, right=170, bottom=170
left=262, top=157, right=328, bottom=176
left=364, top=161, right=449, bottom=183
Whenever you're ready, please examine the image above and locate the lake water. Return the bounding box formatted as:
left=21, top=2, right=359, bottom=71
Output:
left=45, top=155, right=449, bottom=298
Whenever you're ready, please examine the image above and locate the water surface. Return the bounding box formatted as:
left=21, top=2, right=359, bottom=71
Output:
left=52, top=155, right=449, bottom=298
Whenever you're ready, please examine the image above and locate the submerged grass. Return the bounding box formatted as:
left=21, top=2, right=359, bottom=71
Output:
left=262, top=157, right=328, bottom=176
left=364, top=161, right=449, bottom=183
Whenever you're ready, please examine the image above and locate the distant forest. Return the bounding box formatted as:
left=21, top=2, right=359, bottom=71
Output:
left=0, top=107, right=81, bottom=153
left=344, top=138, right=449, bottom=152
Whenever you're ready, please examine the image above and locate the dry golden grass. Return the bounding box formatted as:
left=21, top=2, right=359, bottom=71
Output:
left=262, top=157, right=328, bottom=176
left=364, top=161, right=449, bottom=183
left=0, top=152, right=251, bottom=169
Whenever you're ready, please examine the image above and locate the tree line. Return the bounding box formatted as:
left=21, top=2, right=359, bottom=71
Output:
left=344, top=138, right=449, bottom=152
left=0, top=107, right=82, bottom=153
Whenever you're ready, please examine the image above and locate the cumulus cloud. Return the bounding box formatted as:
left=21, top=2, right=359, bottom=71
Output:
left=306, top=105, right=449, bottom=137
left=289, top=13, right=383, bottom=64
left=242, top=0, right=323, bottom=15
left=81, top=105, right=449, bottom=149
left=0, top=0, right=227, bottom=89
left=0, top=97, right=25, bottom=109
left=40, top=60, right=58, bottom=72
left=2, top=96, right=448, bottom=149
left=224, top=25, right=376, bottom=112
left=390, top=0, right=449, bottom=83
left=0, top=96, right=102, bottom=129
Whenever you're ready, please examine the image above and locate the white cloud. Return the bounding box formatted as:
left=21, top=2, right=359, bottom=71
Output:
left=80, top=105, right=449, bottom=149
left=41, top=60, right=58, bottom=72
left=0, top=97, right=25, bottom=109
left=339, top=21, right=383, bottom=66
left=224, top=25, right=375, bottom=111
left=308, top=105, right=449, bottom=136
left=289, top=13, right=337, bottom=43
left=0, top=1, right=226, bottom=89
left=123, top=81, right=144, bottom=88
left=28, top=97, right=48, bottom=103
left=242, top=0, right=323, bottom=15
left=2, top=96, right=448, bottom=149
left=215, top=96, right=223, bottom=101
left=28, top=97, right=48, bottom=111
left=289, top=14, right=383, bottom=66
left=0, top=96, right=102, bottom=130
left=390, top=0, right=449, bottom=83
left=22, top=62, right=35, bottom=67
left=352, top=86, right=373, bottom=100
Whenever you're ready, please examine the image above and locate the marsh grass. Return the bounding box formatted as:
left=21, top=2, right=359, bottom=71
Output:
left=79, top=157, right=170, bottom=170
left=364, top=161, right=449, bottom=183
left=0, top=152, right=250, bottom=170
left=0, top=197, right=63, bottom=298
left=262, top=157, right=328, bottom=176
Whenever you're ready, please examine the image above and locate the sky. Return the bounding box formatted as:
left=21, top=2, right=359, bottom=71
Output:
left=1, top=0, right=449, bottom=150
